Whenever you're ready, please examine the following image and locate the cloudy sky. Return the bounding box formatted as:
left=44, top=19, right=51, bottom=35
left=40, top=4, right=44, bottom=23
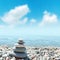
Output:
left=0, top=0, right=60, bottom=37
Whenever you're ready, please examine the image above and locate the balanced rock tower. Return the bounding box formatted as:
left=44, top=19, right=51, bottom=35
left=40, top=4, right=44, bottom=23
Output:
left=9, top=40, right=30, bottom=60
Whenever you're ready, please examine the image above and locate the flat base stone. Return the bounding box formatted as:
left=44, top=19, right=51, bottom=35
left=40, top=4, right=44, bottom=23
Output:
left=9, top=52, right=27, bottom=58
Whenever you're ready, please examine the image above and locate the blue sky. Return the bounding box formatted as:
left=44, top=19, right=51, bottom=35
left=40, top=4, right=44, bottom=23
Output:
left=0, top=0, right=60, bottom=37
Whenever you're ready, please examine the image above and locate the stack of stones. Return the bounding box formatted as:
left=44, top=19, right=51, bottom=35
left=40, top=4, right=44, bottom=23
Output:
left=9, top=40, right=30, bottom=60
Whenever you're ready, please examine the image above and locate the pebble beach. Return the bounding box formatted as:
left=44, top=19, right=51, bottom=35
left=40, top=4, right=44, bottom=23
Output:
left=0, top=46, right=60, bottom=60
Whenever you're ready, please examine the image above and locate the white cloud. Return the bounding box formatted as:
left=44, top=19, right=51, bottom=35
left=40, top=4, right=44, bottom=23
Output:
left=19, top=17, right=28, bottom=24
left=39, top=11, right=58, bottom=26
left=30, top=19, right=36, bottom=24
left=1, top=5, right=30, bottom=25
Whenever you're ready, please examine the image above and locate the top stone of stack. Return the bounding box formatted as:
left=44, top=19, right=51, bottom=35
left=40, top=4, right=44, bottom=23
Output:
left=18, top=40, right=24, bottom=44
